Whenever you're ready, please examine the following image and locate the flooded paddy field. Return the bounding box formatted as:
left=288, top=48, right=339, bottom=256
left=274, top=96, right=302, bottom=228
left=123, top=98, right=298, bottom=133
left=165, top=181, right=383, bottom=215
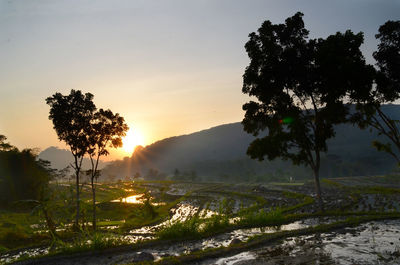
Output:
left=1, top=176, right=400, bottom=264
left=203, top=219, right=400, bottom=265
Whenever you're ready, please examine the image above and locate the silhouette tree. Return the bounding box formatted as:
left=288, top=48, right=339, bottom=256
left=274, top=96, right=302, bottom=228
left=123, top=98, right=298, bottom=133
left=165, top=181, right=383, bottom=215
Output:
left=46, top=90, right=96, bottom=228
left=87, top=109, right=128, bottom=230
left=0, top=139, right=53, bottom=205
left=352, top=20, right=400, bottom=164
left=0, top=135, right=16, bottom=152
left=242, top=12, right=373, bottom=210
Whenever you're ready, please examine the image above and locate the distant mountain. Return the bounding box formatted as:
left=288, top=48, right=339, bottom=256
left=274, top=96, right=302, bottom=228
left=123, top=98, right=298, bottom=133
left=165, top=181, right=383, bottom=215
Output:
left=39, top=146, right=109, bottom=171
left=99, top=105, right=400, bottom=182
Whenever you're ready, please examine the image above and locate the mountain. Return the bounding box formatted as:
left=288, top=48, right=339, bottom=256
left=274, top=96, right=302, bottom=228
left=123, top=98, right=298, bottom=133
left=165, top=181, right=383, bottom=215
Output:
left=101, top=105, right=400, bottom=182
left=39, top=146, right=109, bottom=171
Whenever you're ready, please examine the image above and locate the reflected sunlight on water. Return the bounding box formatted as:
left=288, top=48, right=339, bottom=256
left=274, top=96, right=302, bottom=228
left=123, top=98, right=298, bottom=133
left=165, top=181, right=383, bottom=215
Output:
left=112, top=194, right=144, bottom=203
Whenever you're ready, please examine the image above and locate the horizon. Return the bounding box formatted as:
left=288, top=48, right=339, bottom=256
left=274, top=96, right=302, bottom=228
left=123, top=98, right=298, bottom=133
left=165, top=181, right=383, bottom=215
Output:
left=1, top=0, right=399, bottom=160
left=39, top=103, right=400, bottom=164
left=40, top=120, right=243, bottom=162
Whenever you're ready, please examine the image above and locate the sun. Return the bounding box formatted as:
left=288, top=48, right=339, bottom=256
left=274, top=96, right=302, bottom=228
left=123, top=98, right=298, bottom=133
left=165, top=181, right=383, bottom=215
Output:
left=122, top=129, right=145, bottom=154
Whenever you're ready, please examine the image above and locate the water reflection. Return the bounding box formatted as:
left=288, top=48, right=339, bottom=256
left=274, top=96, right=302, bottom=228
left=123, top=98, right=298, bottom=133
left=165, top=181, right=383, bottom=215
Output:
left=207, top=219, right=400, bottom=265
left=112, top=194, right=144, bottom=203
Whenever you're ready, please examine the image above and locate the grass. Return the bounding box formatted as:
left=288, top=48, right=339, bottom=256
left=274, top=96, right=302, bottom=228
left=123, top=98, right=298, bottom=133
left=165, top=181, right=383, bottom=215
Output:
left=156, top=217, right=202, bottom=240
left=360, top=186, right=400, bottom=195
left=282, top=196, right=314, bottom=213
left=156, top=205, right=287, bottom=242
left=156, top=213, right=231, bottom=241
left=51, top=231, right=131, bottom=255
left=236, top=208, right=285, bottom=227
left=269, top=182, right=304, bottom=186
left=97, top=220, right=125, bottom=227
left=282, top=190, right=307, bottom=199
left=156, top=198, right=231, bottom=241
left=3, top=179, right=400, bottom=264
left=322, top=178, right=345, bottom=188
left=0, top=181, right=168, bottom=253
left=152, top=212, right=400, bottom=265
left=0, top=211, right=49, bottom=251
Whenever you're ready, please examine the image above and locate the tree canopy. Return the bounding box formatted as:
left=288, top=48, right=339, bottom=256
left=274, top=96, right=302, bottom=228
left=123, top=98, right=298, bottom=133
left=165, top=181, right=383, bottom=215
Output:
left=0, top=136, right=52, bottom=205
left=351, top=20, right=400, bottom=163
left=86, top=108, right=128, bottom=229
left=46, top=90, right=96, bottom=159
left=46, top=89, right=128, bottom=229
left=242, top=12, right=374, bottom=209
left=46, top=89, right=97, bottom=228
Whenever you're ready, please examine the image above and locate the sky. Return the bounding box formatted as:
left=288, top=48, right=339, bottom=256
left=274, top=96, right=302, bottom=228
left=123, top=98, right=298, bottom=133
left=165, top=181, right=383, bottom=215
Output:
left=0, top=0, right=399, bottom=160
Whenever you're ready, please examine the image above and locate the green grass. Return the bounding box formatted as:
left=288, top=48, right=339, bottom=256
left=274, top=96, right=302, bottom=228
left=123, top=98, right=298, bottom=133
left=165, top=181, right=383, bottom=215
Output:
left=0, top=211, right=48, bottom=251
left=269, top=182, right=304, bottom=186
left=156, top=217, right=202, bottom=240
left=322, top=178, right=345, bottom=188
left=236, top=208, right=285, bottom=227
left=282, top=190, right=307, bottom=199
left=156, top=213, right=231, bottom=241
left=153, top=213, right=400, bottom=265
left=156, top=197, right=233, bottom=241
left=51, top=231, right=130, bottom=255
left=282, top=196, right=314, bottom=213
left=97, top=220, right=125, bottom=227
left=0, top=181, right=171, bottom=252
left=201, top=213, right=230, bottom=236
left=361, top=186, right=400, bottom=194
left=3, top=180, right=400, bottom=264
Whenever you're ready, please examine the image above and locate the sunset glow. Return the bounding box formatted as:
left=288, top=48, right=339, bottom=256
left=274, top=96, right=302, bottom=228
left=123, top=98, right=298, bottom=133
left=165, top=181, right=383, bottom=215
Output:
left=122, top=129, right=145, bottom=154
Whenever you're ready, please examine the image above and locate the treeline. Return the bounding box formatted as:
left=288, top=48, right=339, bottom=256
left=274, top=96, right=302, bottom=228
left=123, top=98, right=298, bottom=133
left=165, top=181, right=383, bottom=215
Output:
left=0, top=135, right=53, bottom=206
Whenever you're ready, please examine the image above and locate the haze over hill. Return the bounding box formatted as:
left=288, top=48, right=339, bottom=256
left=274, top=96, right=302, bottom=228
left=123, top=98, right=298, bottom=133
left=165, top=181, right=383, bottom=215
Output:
left=100, top=105, right=400, bottom=182
left=39, top=146, right=109, bottom=171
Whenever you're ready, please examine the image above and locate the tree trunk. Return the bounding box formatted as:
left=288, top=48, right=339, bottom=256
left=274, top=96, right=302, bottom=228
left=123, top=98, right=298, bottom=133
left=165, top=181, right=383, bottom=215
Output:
left=73, top=157, right=81, bottom=231
left=75, top=170, right=80, bottom=230
left=91, top=177, right=96, bottom=230
left=313, top=168, right=324, bottom=212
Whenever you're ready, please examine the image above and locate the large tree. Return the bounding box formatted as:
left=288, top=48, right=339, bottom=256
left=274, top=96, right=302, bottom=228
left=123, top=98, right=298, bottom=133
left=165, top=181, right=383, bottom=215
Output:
left=46, top=90, right=96, bottom=228
left=87, top=109, right=128, bottom=230
left=242, top=12, right=373, bottom=210
left=352, top=20, right=400, bottom=164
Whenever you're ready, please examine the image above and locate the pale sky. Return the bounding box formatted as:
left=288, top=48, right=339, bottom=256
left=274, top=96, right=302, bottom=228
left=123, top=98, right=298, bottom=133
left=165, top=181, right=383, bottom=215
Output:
left=0, top=0, right=399, bottom=160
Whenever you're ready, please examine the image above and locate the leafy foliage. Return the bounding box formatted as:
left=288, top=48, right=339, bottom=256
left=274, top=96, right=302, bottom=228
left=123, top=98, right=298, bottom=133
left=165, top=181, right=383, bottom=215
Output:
left=374, top=20, right=400, bottom=101
left=46, top=90, right=96, bottom=159
left=46, top=90, right=97, bottom=228
left=86, top=108, right=128, bottom=229
left=0, top=144, right=53, bottom=205
left=0, top=135, right=16, bottom=152
left=351, top=20, right=400, bottom=164
left=241, top=12, right=373, bottom=208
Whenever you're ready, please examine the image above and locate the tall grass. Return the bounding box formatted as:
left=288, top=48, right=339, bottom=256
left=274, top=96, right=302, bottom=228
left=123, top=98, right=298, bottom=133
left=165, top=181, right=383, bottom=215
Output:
left=52, top=231, right=130, bottom=254
left=236, top=208, right=285, bottom=227
left=156, top=198, right=232, bottom=240
left=156, top=216, right=201, bottom=240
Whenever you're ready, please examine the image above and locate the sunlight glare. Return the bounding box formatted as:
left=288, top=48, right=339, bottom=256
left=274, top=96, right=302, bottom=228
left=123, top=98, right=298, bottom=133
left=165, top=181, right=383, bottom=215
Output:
left=122, top=129, right=145, bottom=154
